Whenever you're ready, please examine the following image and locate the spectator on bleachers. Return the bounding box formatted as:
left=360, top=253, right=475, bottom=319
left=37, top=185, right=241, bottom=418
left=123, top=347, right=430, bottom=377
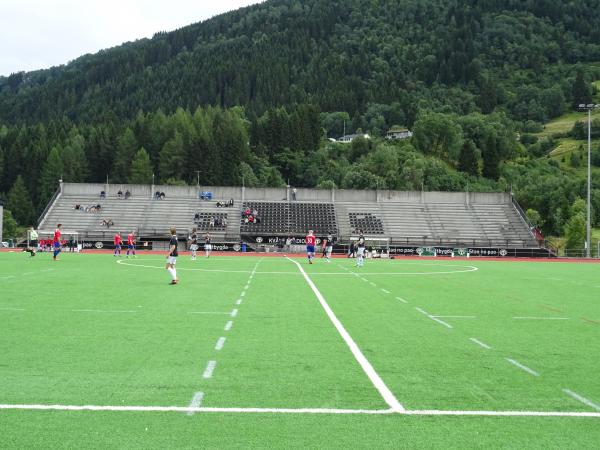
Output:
left=194, top=212, right=200, bottom=223
left=125, top=190, right=131, bottom=199
left=222, top=217, right=228, bottom=227
left=117, top=190, right=123, bottom=199
left=155, top=191, right=161, bottom=200
left=244, top=207, right=251, bottom=217
left=74, top=204, right=81, bottom=210
left=160, top=192, right=166, bottom=200
left=292, top=188, right=297, bottom=201
left=101, top=219, right=114, bottom=229
left=229, top=198, right=234, bottom=207
left=248, top=215, right=254, bottom=223
left=100, top=190, right=106, bottom=199
left=209, top=217, right=215, bottom=228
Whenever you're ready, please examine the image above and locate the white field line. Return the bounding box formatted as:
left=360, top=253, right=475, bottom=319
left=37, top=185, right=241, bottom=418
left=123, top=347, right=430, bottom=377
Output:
left=203, top=361, right=217, bottom=379
left=188, top=312, right=230, bottom=315
left=381, top=289, right=390, bottom=294
left=1, top=404, right=599, bottom=417
left=215, top=337, right=226, bottom=351
left=224, top=321, right=233, bottom=331
left=563, top=389, right=600, bottom=412
left=361, top=278, right=368, bottom=282
left=369, top=282, right=377, bottom=287
left=513, top=317, right=570, bottom=320
left=240, top=291, right=246, bottom=297
left=395, top=297, right=408, bottom=304
left=432, top=315, right=476, bottom=319
left=72, top=309, right=137, bottom=314
left=0, top=307, right=26, bottom=311
left=230, top=309, right=238, bottom=318
left=186, top=392, right=204, bottom=416
left=469, top=338, right=492, bottom=349
left=244, top=285, right=249, bottom=291
left=415, top=307, right=453, bottom=329
left=506, top=358, right=539, bottom=377
left=286, top=256, right=404, bottom=412
left=236, top=299, right=242, bottom=305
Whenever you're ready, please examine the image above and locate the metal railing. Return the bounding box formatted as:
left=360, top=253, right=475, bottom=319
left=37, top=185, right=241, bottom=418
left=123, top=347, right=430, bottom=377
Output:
left=37, top=186, right=62, bottom=227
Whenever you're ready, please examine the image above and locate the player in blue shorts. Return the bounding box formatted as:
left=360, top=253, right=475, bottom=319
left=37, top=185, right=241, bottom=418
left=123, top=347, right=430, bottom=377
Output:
left=306, top=230, right=316, bottom=264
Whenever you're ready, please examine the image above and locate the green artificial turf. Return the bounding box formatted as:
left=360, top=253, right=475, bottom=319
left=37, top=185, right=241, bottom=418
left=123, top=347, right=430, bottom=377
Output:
left=1, top=251, right=600, bottom=448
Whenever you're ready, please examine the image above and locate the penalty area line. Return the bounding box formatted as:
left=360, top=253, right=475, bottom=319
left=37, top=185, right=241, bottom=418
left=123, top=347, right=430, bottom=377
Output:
left=285, top=256, right=404, bottom=413
left=0, top=404, right=599, bottom=417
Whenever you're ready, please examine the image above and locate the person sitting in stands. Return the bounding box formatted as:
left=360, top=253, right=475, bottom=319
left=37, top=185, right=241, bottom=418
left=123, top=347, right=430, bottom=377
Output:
left=100, top=191, right=106, bottom=199
left=255, top=216, right=260, bottom=224
left=117, top=190, right=123, bottom=199
left=244, top=208, right=251, bottom=217
left=223, top=217, right=228, bottom=227
left=209, top=217, right=215, bottom=228
left=248, top=215, right=254, bottom=223
left=96, top=204, right=102, bottom=211
left=216, top=201, right=223, bottom=207
left=252, top=209, right=258, bottom=217
left=194, top=213, right=200, bottom=223
left=155, top=191, right=161, bottom=200
left=229, top=198, right=234, bottom=207
left=125, top=190, right=131, bottom=199
left=160, top=192, right=166, bottom=200
left=74, top=204, right=81, bottom=210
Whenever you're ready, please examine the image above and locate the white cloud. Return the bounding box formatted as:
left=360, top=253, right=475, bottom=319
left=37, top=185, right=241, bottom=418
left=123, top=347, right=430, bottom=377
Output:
left=0, top=0, right=264, bottom=76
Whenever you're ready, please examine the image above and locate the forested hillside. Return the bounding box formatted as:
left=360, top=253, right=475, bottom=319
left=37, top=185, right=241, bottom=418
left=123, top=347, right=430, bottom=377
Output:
left=1, top=0, right=600, bottom=243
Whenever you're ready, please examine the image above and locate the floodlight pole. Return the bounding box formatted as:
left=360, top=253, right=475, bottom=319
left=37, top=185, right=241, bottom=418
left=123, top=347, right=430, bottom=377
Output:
left=579, top=104, right=600, bottom=257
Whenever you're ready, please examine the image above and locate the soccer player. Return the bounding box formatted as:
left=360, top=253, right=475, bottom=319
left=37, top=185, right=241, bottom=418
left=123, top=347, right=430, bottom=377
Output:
left=52, top=224, right=62, bottom=261
left=126, top=231, right=136, bottom=258
left=166, top=228, right=179, bottom=285
left=306, top=230, right=316, bottom=264
left=188, top=228, right=198, bottom=261
left=324, top=233, right=334, bottom=262
left=204, top=232, right=212, bottom=258
left=356, top=233, right=366, bottom=267
left=114, top=232, right=122, bottom=257
left=24, top=227, right=38, bottom=257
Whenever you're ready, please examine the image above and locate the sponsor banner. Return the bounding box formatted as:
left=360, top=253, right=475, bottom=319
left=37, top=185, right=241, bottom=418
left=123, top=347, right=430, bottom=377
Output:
left=80, top=240, right=153, bottom=250
left=243, top=235, right=323, bottom=245
left=386, top=246, right=553, bottom=258
left=199, top=243, right=253, bottom=252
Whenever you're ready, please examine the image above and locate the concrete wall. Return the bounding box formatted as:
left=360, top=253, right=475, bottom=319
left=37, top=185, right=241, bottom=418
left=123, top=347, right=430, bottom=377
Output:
left=61, top=183, right=510, bottom=205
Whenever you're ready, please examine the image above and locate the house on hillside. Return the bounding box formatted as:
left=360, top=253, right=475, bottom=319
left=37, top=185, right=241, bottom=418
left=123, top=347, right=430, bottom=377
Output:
left=385, top=126, right=413, bottom=140
left=337, top=133, right=371, bottom=143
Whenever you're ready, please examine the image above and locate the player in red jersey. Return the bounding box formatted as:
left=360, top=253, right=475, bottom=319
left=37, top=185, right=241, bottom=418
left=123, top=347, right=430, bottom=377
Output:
left=52, top=224, right=62, bottom=261
left=306, top=230, right=316, bottom=264
left=126, top=232, right=136, bottom=258
left=114, top=232, right=122, bottom=257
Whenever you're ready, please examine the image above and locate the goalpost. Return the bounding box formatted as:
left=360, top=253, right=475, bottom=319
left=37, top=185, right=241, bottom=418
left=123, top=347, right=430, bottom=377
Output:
left=32, top=230, right=81, bottom=252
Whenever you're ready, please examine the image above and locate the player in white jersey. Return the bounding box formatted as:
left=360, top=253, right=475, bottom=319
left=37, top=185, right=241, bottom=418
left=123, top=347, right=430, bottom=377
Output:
left=205, top=233, right=212, bottom=258
left=355, top=234, right=366, bottom=267
left=188, top=228, right=198, bottom=260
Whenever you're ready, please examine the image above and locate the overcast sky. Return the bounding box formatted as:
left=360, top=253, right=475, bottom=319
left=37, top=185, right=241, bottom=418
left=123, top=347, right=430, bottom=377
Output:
left=0, top=0, right=264, bottom=76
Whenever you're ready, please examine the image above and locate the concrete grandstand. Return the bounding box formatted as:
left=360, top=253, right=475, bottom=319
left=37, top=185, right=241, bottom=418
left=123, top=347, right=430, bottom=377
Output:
left=38, top=182, right=540, bottom=250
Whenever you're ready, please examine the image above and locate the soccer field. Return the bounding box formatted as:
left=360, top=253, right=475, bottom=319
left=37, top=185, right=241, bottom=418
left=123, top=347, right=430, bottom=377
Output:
left=1, top=251, right=599, bottom=448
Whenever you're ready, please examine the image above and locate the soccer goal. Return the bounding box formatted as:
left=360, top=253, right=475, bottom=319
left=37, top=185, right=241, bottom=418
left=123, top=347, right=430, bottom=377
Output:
left=32, top=230, right=81, bottom=252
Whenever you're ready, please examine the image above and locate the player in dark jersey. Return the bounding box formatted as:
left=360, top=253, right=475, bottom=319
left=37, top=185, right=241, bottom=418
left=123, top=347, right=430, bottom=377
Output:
left=205, top=233, right=212, bottom=258
left=306, top=230, right=316, bottom=264
left=188, top=228, right=198, bottom=260
left=324, top=233, right=334, bottom=262
left=114, top=232, right=122, bottom=257
left=356, top=233, right=366, bottom=267
left=166, top=227, right=179, bottom=285
left=126, top=232, right=136, bottom=258
left=52, top=224, right=62, bottom=261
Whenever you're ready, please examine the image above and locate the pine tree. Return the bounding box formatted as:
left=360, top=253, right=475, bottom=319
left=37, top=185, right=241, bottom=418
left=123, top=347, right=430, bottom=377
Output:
left=572, top=70, right=592, bottom=109
left=458, top=140, right=479, bottom=176
left=482, top=130, right=500, bottom=180
left=62, top=132, right=89, bottom=182
left=129, top=147, right=154, bottom=184
left=113, top=128, right=138, bottom=182
left=7, top=175, right=35, bottom=225
left=159, top=132, right=186, bottom=183
left=38, top=146, right=63, bottom=207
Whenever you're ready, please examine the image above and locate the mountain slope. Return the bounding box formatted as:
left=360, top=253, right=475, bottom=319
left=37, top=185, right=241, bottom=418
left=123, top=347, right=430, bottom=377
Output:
left=1, top=0, right=600, bottom=124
